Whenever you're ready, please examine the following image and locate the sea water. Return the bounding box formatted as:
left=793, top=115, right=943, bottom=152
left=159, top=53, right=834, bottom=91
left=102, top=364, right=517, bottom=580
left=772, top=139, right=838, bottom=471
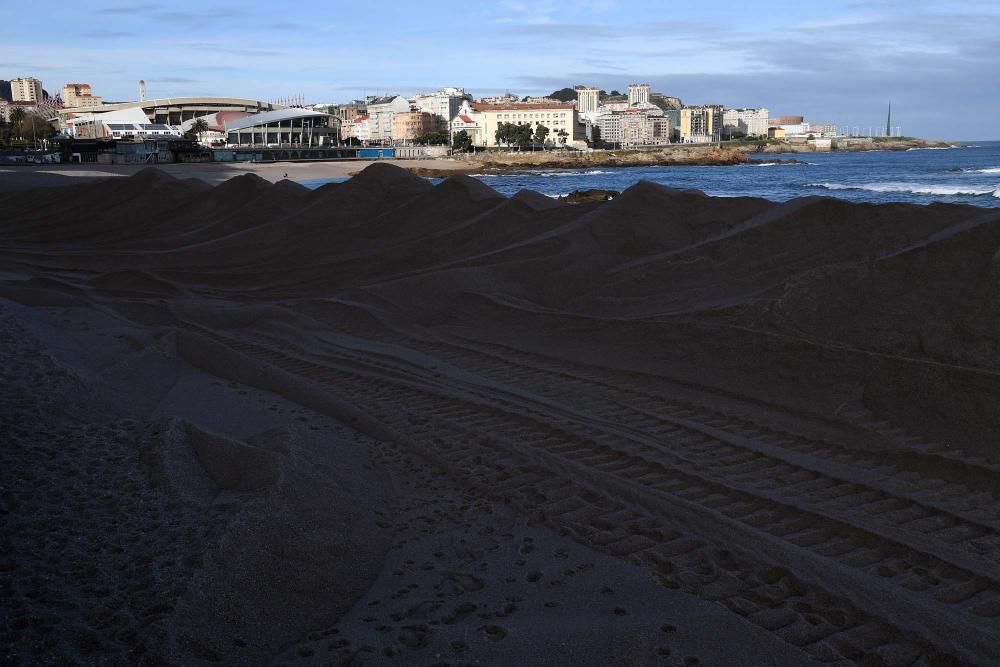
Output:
left=302, top=140, right=1000, bottom=208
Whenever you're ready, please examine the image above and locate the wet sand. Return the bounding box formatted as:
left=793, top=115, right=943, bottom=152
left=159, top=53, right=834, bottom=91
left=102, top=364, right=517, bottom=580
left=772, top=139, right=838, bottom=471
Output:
left=2, top=165, right=998, bottom=665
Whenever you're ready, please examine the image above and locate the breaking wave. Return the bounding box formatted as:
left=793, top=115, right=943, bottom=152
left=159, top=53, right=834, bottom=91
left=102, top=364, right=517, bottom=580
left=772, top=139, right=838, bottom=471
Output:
left=810, top=182, right=1000, bottom=198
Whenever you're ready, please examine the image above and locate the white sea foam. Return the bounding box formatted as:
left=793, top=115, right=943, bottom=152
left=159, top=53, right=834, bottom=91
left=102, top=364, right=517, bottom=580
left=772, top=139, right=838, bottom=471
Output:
left=970, top=167, right=1000, bottom=174
left=906, top=146, right=954, bottom=151
left=534, top=170, right=612, bottom=177
left=810, top=182, right=1000, bottom=198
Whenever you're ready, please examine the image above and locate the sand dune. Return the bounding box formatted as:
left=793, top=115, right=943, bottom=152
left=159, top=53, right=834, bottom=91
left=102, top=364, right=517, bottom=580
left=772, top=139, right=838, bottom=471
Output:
left=2, top=164, right=999, bottom=665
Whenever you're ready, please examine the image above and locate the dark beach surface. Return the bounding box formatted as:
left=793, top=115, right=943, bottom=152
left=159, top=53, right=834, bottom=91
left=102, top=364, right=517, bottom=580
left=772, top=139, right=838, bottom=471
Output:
left=2, top=164, right=999, bottom=665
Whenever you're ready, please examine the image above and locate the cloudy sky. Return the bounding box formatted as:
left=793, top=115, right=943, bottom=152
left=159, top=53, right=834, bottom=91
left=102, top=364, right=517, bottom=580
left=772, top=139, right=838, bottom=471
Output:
left=4, top=0, right=997, bottom=138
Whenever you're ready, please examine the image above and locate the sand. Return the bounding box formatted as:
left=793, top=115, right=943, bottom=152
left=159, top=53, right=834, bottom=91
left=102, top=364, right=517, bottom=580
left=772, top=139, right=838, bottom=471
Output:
left=2, top=165, right=999, bottom=666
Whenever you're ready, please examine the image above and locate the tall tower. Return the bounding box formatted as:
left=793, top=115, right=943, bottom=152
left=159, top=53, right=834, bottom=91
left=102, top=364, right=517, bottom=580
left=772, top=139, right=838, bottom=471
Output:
left=627, top=83, right=650, bottom=106
left=576, top=87, right=599, bottom=114
left=139, top=80, right=146, bottom=102
left=885, top=102, right=891, bottom=137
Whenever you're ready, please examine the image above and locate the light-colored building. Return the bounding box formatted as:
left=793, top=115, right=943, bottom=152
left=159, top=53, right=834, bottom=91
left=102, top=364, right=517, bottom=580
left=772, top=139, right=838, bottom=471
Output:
left=575, top=86, right=599, bottom=114
left=12, top=77, right=43, bottom=103
left=449, top=113, right=482, bottom=145
left=596, top=106, right=671, bottom=146
left=341, top=115, right=370, bottom=143
left=392, top=110, right=439, bottom=143
left=679, top=105, right=723, bottom=143
left=476, top=93, right=519, bottom=105
left=67, top=107, right=180, bottom=139
left=412, top=87, right=472, bottom=129
left=456, top=101, right=587, bottom=149
left=627, top=83, right=650, bottom=106
left=62, top=83, right=103, bottom=109
left=722, top=107, right=769, bottom=138
left=365, top=95, right=410, bottom=145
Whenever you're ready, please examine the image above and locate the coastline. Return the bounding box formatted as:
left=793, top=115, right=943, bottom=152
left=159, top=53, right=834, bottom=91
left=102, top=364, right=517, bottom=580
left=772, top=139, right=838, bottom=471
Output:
left=0, top=137, right=962, bottom=189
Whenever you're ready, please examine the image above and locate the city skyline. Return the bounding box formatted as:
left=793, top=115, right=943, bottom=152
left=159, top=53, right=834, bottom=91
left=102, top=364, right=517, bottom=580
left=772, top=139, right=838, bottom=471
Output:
left=4, top=0, right=998, bottom=140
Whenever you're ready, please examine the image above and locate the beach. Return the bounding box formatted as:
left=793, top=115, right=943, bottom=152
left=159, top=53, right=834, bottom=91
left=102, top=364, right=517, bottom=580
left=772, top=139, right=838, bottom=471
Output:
left=2, top=164, right=999, bottom=666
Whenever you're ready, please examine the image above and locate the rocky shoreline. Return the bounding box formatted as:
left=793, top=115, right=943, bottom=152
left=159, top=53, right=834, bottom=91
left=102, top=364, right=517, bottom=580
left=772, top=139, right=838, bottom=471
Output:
left=403, top=138, right=957, bottom=177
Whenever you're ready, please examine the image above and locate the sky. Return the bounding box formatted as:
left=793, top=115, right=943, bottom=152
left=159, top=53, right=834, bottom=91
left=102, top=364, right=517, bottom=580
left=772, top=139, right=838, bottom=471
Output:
left=3, top=0, right=998, bottom=139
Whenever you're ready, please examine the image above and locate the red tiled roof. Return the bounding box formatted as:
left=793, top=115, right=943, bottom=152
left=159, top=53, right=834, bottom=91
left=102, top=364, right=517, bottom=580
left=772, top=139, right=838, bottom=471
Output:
left=458, top=115, right=474, bottom=123
left=471, top=102, right=575, bottom=111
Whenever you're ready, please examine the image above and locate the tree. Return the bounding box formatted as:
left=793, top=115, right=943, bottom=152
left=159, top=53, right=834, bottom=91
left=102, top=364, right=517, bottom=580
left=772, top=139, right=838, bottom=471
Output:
left=514, top=122, right=533, bottom=147
left=9, top=106, right=26, bottom=127
left=416, top=131, right=448, bottom=146
left=557, top=129, right=569, bottom=145
left=547, top=87, right=578, bottom=103
left=452, top=129, right=472, bottom=152
left=185, top=117, right=209, bottom=140
left=533, top=123, right=549, bottom=146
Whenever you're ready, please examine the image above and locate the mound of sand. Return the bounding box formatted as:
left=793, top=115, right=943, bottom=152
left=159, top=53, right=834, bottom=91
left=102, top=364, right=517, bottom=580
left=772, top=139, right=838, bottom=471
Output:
left=3, top=163, right=1000, bottom=666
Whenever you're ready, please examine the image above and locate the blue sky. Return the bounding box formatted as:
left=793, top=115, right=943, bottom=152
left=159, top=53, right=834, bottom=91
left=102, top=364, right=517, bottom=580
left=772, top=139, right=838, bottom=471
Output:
left=4, top=0, right=998, bottom=139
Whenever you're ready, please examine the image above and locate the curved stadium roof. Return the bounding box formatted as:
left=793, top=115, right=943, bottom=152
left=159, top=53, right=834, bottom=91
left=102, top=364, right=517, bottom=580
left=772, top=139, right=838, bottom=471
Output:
left=223, top=107, right=334, bottom=131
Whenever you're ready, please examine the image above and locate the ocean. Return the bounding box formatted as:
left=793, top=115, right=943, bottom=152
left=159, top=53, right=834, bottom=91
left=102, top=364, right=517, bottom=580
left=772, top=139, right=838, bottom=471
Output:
left=302, top=140, right=1000, bottom=208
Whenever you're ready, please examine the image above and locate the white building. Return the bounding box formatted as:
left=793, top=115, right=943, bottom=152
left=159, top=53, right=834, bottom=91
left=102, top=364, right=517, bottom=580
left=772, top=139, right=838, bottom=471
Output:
left=66, top=108, right=181, bottom=139
left=453, top=100, right=587, bottom=149
left=341, top=115, right=370, bottom=143
left=12, top=77, right=43, bottom=103
left=365, top=95, right=410, bottom=144
left=412, top=87, right=473, bottom=130
left=722, top=108, right=769, bottom=138
left=576, top=87, right=599, bottom=114
left=627, top=83, right=650, bottom=106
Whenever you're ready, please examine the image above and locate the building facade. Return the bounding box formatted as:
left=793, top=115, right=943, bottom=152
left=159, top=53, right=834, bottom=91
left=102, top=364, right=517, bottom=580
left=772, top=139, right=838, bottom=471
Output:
left=341, top=115, right=370, bottom=143
left=575, top=87, right=599, bottom=114
left=63, top=83, right=103, bottom=108
left=679, top=105, right=724, bottom=142
left=412, top=87, right=472, bottom=129
left=391, top=111, right=438, bottom=143
left=12, top=77, right=43, bottom=103
left=456, top=101, right=587, bottom=148
left=365, top=95, right=410, bottom=145
left=722, top=107, right=769, bottom=138
left=627, top=83, right=650, bottom=106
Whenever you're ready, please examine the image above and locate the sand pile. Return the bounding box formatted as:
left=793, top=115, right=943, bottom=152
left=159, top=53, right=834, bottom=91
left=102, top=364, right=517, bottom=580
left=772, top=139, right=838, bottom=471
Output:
left=3, top=165, right=1000, bottom=666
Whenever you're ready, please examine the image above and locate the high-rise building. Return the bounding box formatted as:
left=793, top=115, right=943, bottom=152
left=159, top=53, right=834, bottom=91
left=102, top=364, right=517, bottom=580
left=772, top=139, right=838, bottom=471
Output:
left=679, top=105, right=724, bottom=142
left=722, top=107, right=769, bottom=138
left=627, top=83, right=650, bottom=106
left=12, top=77, right=43, bottom=103
left=63, top=83, right=103, bottom=108
left=575, top=87, right=599, bottom=114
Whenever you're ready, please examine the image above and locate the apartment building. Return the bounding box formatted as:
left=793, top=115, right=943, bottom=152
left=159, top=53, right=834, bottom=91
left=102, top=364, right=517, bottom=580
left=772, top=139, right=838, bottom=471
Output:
left=12, top=77, right=43, bottom=103
left=392, top=110, right=438, bottom=142
left=341, top=115, right=370, bottom=143
left=412, top=87, right=472, bottom=129
left=575, top=87, right=599, bottom=114
left=722, top=107, right=769, bottom=138
left=63, top=83, right=103, bottom=109
left=365, top=95, right=409, bottom=145
left=679, top=105, right=724, bottom=142
left=596, top=106, right=671, bottom=146
left=627, top=83, right=650, bottom=106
